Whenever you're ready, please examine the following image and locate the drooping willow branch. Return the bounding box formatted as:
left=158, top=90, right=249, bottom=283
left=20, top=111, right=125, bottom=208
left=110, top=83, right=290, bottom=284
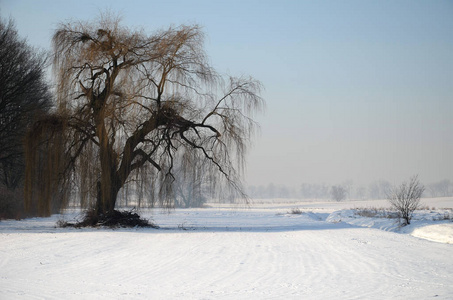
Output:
left=25, top=13, right=264, bottom=217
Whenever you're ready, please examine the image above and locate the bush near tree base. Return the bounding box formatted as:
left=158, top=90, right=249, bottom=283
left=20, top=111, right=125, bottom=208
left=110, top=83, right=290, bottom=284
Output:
left=58, top=209, right=159, bottom=228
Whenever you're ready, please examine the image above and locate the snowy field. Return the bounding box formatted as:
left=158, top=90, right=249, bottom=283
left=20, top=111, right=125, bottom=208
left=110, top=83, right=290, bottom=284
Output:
left=1, top=198, right=452, bottom=299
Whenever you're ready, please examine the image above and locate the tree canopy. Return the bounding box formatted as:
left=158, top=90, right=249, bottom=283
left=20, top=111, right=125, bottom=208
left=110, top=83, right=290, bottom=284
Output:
left=25, top=14, right=264, bottom=218
left=0, top=17, right=51, bottom=190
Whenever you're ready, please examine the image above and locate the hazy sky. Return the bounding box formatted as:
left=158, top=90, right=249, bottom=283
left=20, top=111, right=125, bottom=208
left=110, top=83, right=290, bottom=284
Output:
left=1, top=0, right=452, bottom=187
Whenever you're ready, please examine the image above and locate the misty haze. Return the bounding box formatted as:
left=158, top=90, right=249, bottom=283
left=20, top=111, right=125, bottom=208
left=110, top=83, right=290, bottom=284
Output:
left=1, top=1, right=452, bottom=299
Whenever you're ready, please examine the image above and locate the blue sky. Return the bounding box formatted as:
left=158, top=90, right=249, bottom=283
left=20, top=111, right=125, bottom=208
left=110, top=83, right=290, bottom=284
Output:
left=1, top=0, right=452, bottom=187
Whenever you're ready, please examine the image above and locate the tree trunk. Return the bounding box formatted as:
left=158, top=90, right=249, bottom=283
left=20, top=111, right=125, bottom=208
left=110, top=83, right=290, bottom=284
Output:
left=96, top=178, right=120, bottom=216
left=94, top=109, right=120, bottom=216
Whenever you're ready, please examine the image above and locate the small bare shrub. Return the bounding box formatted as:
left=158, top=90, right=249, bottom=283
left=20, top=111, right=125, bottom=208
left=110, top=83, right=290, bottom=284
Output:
left=387, top=175, right=424, bottom=225
left=437, top=209, right=453, bottom=221
left=354, top=207, right=397, bottom=219
left=56, top=219, right=70, bottom=228
left=441, top=212, right=452, bottom=221
left=288, top=207, right=303, bottom=214
left=177, top=221, right=195, bottom=230
left=418, top=205, right=431, bottom=211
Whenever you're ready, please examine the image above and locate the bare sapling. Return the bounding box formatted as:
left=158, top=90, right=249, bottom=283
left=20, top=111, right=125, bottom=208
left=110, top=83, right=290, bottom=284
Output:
left=387, top=175, right=425, bottom=225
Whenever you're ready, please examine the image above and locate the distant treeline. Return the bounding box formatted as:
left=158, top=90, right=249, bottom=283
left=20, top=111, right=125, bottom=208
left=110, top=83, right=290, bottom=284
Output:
left=247, top=179, right=453, bottom=200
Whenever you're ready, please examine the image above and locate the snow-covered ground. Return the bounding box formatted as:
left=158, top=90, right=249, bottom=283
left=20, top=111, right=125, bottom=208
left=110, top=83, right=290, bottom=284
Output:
left=1, top=198, right=452, bottom=299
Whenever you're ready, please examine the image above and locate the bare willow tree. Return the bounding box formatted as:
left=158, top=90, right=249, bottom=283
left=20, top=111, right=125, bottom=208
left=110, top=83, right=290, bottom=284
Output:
left=25, top=14, right=263, bottom=219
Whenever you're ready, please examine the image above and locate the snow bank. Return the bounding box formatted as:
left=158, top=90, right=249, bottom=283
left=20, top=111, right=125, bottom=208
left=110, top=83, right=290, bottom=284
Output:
left=326, top=209, right=453, bottom=244
left=411, top=224, right=453, bottom=244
